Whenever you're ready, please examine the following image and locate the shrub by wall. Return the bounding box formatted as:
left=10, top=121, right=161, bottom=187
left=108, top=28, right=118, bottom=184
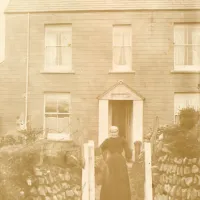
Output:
left=152, top=108, right=200, bottom=200
left=0, top=129, right=82, bottom=200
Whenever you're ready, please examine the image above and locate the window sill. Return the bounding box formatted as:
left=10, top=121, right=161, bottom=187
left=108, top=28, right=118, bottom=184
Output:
left=109, top=70, right=135, bottom=74
left=171, top=70, right=200, bottom=74
left=40, top=70, right=75, bottom=74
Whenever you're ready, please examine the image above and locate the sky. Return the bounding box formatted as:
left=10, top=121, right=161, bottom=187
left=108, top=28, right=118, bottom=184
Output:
left=0, top=0, right=10, bottom=62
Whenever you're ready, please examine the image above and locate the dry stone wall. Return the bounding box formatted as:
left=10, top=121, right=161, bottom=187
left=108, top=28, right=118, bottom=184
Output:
left=26, top=165, right=81, bottom=200
left=154, top=154, right=200, bottom=199
left=0, top=132, right=82, bottom=200
left=152, top=121, right=200, bottom=200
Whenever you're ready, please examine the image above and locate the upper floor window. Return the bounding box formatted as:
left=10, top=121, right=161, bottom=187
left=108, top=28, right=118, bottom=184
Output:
left=174, top=24, right=200, bottom=71
left=45, top=24, right=72, bottom=72
left=112, top=25, right=132, bottom=72
left=174, top=93, right=200, bottom=124
left=44, top=93, right=71, bottom=141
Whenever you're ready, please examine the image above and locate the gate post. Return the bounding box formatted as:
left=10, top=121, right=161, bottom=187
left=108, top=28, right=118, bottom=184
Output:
left=144, top=142, right=153, bottom=200
left=82, top=142, right=89, bottom=200
left=88, top=140, right=95, bottom=200
left=82, top=140, right=95, bottom=200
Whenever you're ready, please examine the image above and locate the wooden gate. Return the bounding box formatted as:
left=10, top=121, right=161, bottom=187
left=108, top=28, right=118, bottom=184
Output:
left=81, top=139, right=155, bottom=200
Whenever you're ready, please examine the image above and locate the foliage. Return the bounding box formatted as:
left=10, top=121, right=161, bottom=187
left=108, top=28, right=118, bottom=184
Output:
left=179, top=107, right=199, bottom=130
left=0, top=128, right=82, bottom=200
left=152, top=107, right=200, bottom=199
left=152, top=107, right=200, bottom=158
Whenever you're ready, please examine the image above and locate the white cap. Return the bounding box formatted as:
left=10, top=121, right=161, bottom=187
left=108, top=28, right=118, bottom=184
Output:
left=109, top=126, right=119, bottom=138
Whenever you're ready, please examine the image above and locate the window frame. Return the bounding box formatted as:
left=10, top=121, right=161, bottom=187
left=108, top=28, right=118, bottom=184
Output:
left=174, top=23, right=200, bottom=72
left=44, top=24, right=72, bottom=73
left=112, top=24, right=132, bottom=72
left=43, top=93, right=72, bottom=141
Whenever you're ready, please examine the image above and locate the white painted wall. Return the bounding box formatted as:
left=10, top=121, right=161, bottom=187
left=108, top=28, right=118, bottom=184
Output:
left=0, top=0, right=9, bottom=62
left=132, top=100, right=143, bottom=143
left=98, top=100, right=109, bottom=146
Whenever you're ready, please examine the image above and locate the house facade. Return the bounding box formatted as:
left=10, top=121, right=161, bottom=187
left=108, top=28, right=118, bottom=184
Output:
left=1, top=0, right=200, bottom=148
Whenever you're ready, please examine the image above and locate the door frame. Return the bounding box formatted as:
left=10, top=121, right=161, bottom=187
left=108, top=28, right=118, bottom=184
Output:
left=98, top=99, right=143, bottom=146
left=98, top=80, right=145, bottom=161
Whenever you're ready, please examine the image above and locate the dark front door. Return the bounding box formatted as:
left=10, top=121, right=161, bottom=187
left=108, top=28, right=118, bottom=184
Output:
left=111, top=100, right=132, bottom=141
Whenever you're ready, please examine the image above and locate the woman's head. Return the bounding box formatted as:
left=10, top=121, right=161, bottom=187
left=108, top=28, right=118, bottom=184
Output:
left=109, top=126, right=119, bottom=138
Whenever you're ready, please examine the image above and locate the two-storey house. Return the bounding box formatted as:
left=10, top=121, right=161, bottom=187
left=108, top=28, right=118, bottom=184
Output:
left=1, top=0, right=200, bottom=152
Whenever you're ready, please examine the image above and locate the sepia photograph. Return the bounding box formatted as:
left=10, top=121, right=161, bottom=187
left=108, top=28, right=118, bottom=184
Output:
left=0, top=0, right=200, bottom=199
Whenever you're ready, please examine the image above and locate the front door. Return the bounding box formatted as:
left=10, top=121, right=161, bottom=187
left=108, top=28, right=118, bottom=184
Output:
left=109, top=100, right=132, bottom=147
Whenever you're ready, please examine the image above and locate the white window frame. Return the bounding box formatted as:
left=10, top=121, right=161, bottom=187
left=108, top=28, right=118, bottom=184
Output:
left=174, top=93, right=200, bottom=124
left=112, top=24, right=132, bottom=72
left=44, top=24, right=72, bottom=72
left=174, top=23, right=200, bottom=72
left=43, top=93, right=72, bottom=141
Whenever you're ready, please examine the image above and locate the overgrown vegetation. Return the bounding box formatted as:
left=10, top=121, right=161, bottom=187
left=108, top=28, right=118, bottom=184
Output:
left=0, top=127, right=82, bottom=200
left=152, top=107, right=200, bottom=199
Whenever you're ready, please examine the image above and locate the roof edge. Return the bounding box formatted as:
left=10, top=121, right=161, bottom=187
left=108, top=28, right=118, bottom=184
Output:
left=5, top=8, right=200, bottom=14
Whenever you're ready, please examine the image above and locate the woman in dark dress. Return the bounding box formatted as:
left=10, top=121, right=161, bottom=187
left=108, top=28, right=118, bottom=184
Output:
left=99, top=126, right=132, bottom=200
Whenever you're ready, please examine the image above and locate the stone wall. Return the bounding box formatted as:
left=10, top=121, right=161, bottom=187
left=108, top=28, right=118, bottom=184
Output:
left=26, top=164, right=81, bottom=200
left=0, top=133, right=82, bottom=200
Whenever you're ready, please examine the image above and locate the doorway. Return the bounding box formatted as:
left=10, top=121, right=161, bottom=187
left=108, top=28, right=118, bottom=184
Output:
left=109, top=100, right=133, bottom=147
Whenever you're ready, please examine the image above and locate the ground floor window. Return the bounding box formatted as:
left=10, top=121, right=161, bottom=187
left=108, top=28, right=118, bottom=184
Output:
left=44, top=93, right=71, bottom=140
left=174, top=93, right=200, bottom=124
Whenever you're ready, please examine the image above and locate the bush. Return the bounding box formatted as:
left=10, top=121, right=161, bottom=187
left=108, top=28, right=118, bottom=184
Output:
left=0, top=128, right=83, bottom=199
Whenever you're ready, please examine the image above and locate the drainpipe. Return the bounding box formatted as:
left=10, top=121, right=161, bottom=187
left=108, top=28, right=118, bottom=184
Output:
left=25, top=13, right=30, bottom=130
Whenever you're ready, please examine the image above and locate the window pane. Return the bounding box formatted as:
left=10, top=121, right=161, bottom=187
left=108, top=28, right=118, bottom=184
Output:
left=45, top=25, right=72, bottom=68
left=113, top=46, right=131, bottom=66
left=113, top=46, right=120, bottom=65
left=124, top=46, right=131, bottom=64
left=174, top=46, right=185, bottom=65
left=57, top=115, right=70, bottom=133
left=59, top=46, right=72, bottom=67
left=45, top=114, right=57, bottom=133
left=58, top=98, right=70, bottom=113
left=45, top=46, right=57, bottom=66
left=174, top=93, right=200, bottom=115
left=45, top=31, right=57, bottom=67
left=60, top=31, right=72, bottom=46
left=113, top=26, right=131, bottom=47
left=174, top=24, right=200, bottom=68
left=113, top=32, right=123, bottom=46
left=45, top=32, right=57, bottom=46
left=57, top=31, right=72, bottom=67
left=114, top=46, right=125, bottom=65
left=183, top=45, right=200, bottom=66
left=123, top=28, right=131, bottom=46
left=188, top=25, right=200, bottom=45
left=174, top=25, right=185, bottom=45
left=192, top=46, right=200, bottom=65
left=45, top=96, right=57, bottom=112
left=192, top=30, right=200, bottom=65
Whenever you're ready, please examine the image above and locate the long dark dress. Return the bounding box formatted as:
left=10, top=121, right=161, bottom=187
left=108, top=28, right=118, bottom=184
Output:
left=99, top=137, right=132, bottom=200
